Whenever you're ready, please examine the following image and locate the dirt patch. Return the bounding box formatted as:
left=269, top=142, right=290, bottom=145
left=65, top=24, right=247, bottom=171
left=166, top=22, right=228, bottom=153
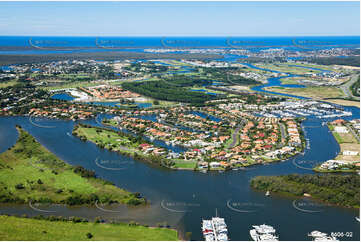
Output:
left=324, top=99, right=360, bottom=108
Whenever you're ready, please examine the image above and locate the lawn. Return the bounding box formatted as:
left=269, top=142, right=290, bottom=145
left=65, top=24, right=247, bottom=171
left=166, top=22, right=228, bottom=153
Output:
left=0, top=127, right=143, bottom=205
left=241, top=66, right=270, bottom=74
left=172, top=159, right=197, bottom=169
left=255, top=63, right=323, bottom=75
left=131, top=96, right=178, bottom=108
left=190, top=87, right=227, bottom=95
left=42, top=81, right=100, bottom=90
left=73, top=125, right=140, bottom=153
left=329, top=125, right=360, bottom=162
left=287, top=62, right=341, bottom=72
left=325, top=99, right=360, bottom=108
left=103, top=119, right=119, bottom=127
left=74, top=124, right=184, bottom=169
left=0, top=215, right=178, bottom=241
left=265, top=86, right=344, bottom=100
left=225, top=129, right=239, bottom=149
left=0, top=79, right=17, bottom=88
left=151, top=99, right=179, bottom=108
left=42, top=78, right=142, bottom=91
left=333, top=130, right=358, bottom=144
left=280, top=77, right=302, bottom=85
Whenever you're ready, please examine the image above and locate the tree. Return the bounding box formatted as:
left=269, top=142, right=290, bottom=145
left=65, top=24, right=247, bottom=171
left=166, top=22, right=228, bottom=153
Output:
left=86, top=233, right=93, bottom=239
left=15, top=183, right=25, bottom=189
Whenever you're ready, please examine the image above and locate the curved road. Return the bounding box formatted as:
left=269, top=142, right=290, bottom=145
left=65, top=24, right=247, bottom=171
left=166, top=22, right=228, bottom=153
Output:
left=228, top=126, right=241, bottom=148
left=340, top=74, right=360, bottom=100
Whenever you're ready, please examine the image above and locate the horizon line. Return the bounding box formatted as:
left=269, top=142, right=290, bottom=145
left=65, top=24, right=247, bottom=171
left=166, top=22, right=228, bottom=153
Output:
left=0, top=35, right=360, bottom=38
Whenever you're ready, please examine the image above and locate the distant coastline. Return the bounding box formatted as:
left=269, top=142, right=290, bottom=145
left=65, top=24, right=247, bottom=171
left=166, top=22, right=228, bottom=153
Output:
left=0, top=52, right=222, bottom=65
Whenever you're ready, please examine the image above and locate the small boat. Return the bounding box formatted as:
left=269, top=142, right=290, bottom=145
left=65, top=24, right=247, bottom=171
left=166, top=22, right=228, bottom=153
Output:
left=356, top=217, right=360, bottom=222
left=202, top=209, right=229, bottom=241
left=250, top=224, right=278, bottom=241
left=308, top=230, right=338, bottom=241
left=250, top=229, right=258, bottom=241
left=265, top=191, right=270, bottom=197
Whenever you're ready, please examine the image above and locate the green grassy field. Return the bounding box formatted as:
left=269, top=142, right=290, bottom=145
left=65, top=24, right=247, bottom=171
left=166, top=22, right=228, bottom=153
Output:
left=280, top=77, right=301, bottom=85
left=0, top=127, right=143, bottom=205
left=172, top=159, right=197, bottom=169
left=190, top=87, right=226, bottom=95
left=42, top=81, right=100, bottom=90
left=73, top=125, right=140, bottom=153
left=128, top=96, right=178, bottom=108
left=324, top=99, right=360, bottom=108
left=74, top=124, right=184, bottom=169
left=0, top=79, right=18, bottom=88
left=151, top=99, right=179, bottom=108
left=225, top=129, right=238, bottom=149
left=329, top=125, right=360, bottom=162
left=240, top=66, right=269, bottom=74
left=265, top=86, right=343, bottom=100
left=287, top=62, right=341, bottom=72
left=332, top=129, right=358, bottom=144
left=0, top=215, right=178, bottom=241
left=255, top=63, right=322, bottom=75
left=103, top=119, right=119, bottom=127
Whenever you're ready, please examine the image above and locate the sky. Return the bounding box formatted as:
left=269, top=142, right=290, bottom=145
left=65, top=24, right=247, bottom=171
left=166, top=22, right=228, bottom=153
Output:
left=0, top=1, right=359, bottom=36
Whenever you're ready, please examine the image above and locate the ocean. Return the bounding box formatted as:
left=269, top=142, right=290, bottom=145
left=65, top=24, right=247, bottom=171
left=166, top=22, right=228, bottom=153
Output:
left=0, top=36, right=359, bottom=54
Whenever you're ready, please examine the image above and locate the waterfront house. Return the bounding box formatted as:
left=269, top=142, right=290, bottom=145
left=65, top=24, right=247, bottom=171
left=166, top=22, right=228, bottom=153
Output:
left=334, top=126, right=349, bottom=133
left=210, top=162, right=221, bottom=168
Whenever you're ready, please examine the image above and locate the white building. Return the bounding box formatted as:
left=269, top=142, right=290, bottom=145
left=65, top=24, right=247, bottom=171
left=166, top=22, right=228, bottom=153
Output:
left=209, top=162, right=221, bottom=168
left=343, top=150, right=359, bottom=156
left=334, top=126, right=349, bottom=133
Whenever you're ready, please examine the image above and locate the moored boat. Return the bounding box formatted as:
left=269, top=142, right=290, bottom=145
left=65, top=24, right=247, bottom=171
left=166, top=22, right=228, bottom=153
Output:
left=250, top=224, right=278, bottom=241
left=202, top=210, right=229, bottom=241
left=308, top=230, right=338, bottom=241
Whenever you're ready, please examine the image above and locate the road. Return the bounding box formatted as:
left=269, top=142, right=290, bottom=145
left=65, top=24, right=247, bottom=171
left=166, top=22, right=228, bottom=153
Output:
left=228, top=126, right=241, bottom=148
left=228, top=119, right=247, bottom=148
left=346, top=123, right=359, bottom=141
left=279, top=123, right=287, bottom=140
left=340, top=74, right=360, bottom=100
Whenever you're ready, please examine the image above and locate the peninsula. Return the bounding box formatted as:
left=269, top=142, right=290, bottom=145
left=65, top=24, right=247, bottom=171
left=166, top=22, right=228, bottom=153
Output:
left=0, top=126, right=145, bottom=206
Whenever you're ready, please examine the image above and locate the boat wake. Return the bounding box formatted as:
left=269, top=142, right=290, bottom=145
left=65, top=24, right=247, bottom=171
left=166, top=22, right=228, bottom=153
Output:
left=29, top=200, right=56, bottom=213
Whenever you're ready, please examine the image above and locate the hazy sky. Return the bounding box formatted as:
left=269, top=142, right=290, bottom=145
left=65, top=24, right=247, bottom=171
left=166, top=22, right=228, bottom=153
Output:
left=0, top=1, right=359, bottom=36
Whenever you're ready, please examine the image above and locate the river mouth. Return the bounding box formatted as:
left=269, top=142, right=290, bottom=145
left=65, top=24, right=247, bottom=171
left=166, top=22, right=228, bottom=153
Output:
left=0, top=112, right=359, bottom=241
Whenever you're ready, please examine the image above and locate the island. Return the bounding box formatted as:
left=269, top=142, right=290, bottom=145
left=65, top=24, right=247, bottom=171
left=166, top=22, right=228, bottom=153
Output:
left=250, top=174, right=360, bottom=208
